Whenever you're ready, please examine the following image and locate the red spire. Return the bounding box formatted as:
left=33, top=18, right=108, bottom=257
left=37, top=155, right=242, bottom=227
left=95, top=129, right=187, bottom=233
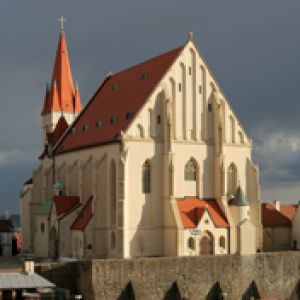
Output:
left=74, top=84, right=82, bottom=113
left=51, top=80, right=61, bottom=111
left=42, top=30, right=82, bottom=115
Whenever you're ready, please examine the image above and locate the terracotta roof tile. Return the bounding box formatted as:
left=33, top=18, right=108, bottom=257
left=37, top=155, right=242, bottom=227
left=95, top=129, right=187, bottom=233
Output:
left=53, top=195, right=80, bottom=219
left=71, top=196, right=93, bottom=230
left=55, top=46, right=183, bottom=154
left=262, top=203, right=298, bottom=227
left=177, top=197, right=229, bottom=228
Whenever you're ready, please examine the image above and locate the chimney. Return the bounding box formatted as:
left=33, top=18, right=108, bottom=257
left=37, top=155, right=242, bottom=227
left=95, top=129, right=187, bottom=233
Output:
left=23, top=261, right=34, bottom=275
left=273, top=199, right=280, bottom=211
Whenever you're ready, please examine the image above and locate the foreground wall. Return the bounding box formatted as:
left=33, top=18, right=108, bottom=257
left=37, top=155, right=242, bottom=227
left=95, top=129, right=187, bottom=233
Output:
left=38, top=252, right=300, bottom=300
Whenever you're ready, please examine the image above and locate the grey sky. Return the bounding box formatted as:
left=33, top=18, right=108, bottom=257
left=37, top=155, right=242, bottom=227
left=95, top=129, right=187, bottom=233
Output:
left=1, top=1, right=300, bottom=213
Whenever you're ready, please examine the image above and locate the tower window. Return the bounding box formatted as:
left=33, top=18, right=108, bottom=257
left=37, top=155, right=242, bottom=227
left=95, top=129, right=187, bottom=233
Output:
left=112, top=83, right=118, bottom=91
left=179, top=83, right=182, bottom=92
left=199, top=85, right=202, bottom=94
left=96, top=120, right=102, bottom=128
left=208, top=103, right=212, bottom=112
left=110, top=116, right=117, bottom=124
left=41, top=223, right=45, bottom=233
left=83, top=124, right=89, bottom=132
left=70, top=127, right=76, bottom=134
left=189, top=66, right=192, bottom=75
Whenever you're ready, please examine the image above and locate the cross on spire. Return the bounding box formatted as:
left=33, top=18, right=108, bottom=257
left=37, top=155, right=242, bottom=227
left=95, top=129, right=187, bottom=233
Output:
left=58, top=16, right=67, bottom=32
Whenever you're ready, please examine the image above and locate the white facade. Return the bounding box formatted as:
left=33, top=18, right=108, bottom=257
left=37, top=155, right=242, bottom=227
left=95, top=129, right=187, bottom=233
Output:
left=21, top=33, right=262, bottom=259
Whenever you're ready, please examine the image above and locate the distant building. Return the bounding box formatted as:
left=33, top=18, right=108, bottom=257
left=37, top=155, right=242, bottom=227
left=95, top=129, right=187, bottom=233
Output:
left=261, top=200, right=300, bottom=251
left=0, top=220, right=14, bottom=256
left=21, top=26, right=262, bottom=259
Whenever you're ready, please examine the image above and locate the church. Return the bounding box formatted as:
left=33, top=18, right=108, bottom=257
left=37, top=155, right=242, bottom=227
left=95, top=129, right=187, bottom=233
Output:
left=20, top=24, right=262, bottom=259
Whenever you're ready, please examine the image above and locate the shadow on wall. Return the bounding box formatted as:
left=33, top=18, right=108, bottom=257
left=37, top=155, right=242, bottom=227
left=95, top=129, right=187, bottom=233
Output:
left=163, top=282, right=182, bottom=300
left=117, top=282, right=135, bottom=300
left=242, top=281, right=260, bottom=300
left=290, top=281, right=300, bottom=300
left=206, top=281, right=223, bottom=300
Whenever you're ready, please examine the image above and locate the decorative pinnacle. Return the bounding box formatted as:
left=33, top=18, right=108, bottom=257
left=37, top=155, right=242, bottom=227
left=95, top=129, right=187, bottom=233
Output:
left=188, top=32, right=193, bottom=41
left=59, top=16, right=67, bottom=32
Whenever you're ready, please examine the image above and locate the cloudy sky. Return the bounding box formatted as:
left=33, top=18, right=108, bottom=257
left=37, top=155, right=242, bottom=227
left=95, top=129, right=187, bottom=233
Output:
left=1, top=1, right=300, bottom=213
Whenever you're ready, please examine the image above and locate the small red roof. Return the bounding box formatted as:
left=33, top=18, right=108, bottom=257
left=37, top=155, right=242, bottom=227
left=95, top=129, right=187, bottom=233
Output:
left=177, top=197, right=229, bottom=229
left=55, top=46, right=183, bottom=154
left=262, top=203, right=298, bottom=227
left=53, top=195, right=80, bottom=219
left=71, top=196, right=93, bottom=230
left=47, top=116, right=69, bottom=146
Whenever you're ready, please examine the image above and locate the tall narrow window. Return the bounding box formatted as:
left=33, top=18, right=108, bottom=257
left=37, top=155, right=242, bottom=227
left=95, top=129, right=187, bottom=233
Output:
left=110, top=160, right=117, bottom=226
left=227, top=163, right=237, bottom=198
left=188, top=237, right=195, bottom=250
left=142, top=160, right=151, bottom=193
left=185, top=159, right=197, bottom=181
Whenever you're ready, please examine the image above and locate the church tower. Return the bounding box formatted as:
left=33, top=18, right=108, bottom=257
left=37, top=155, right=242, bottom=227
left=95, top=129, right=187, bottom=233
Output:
left=41, top=18, right=82, bottom=145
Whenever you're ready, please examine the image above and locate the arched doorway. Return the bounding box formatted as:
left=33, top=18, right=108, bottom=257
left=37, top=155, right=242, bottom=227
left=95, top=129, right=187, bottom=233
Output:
left=200, top=232, right=214, bottom=255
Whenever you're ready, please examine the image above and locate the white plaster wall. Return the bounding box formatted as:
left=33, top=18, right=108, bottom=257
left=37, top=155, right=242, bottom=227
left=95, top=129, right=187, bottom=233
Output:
left=34, top=215, right=49, bottom=257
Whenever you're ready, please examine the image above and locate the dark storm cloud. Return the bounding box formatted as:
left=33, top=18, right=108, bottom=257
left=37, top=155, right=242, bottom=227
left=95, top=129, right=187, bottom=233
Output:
left=1, top=0, right=300, bottom=212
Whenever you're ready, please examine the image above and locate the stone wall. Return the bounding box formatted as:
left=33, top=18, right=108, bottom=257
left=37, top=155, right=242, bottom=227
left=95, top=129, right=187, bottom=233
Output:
left=37, top=252, right=300, bottom=300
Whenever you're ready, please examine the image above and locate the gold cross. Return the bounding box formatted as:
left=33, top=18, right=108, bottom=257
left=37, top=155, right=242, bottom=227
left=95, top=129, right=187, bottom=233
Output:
left=58, top=16, right=67, bottom=32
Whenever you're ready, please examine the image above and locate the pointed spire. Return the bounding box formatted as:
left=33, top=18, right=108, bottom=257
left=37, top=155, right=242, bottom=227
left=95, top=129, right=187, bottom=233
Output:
left=74, top=83, right=82, bottom=113
left=50, top=80, right=61, bottom=111
left=50, top=29, right=76, bottom=113
left=229, top=186, right=249, bottom=206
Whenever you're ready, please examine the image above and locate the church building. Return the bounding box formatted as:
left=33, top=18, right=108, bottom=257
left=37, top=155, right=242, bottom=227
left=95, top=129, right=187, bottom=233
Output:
left=21, top=25, right=262, bottom=259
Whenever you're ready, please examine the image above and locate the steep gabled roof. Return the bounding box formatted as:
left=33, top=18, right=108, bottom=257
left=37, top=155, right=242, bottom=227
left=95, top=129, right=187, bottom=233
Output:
left=53, top=195, right=80, bottom=219
left=262, top=203, right=298, bottom=227
left=177, top=197, right=229, bottom=229
left=55, top=46, right=183, bottom=154
left=71, top=196, right=93, bottom=230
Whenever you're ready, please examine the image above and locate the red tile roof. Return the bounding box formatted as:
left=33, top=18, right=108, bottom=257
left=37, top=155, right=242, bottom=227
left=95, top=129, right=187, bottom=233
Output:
left=55, top=46, right=183, bottom=154
left=53, top=195, right=80, bottom=219
left=262, top=203, right=298, bottom=227
left=47, top=116, right=69, bottom=146
left=71, top=196, right=93, bottom=230
left=177, top=197, right=229, bottom=229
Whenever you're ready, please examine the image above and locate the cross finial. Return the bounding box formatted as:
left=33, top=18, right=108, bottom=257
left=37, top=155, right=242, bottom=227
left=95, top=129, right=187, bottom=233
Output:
left=59, top=16, right=67, bottom=32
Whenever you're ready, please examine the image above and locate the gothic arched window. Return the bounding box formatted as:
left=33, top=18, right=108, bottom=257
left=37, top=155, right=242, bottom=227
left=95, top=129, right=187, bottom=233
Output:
left=188, top=237, right=195, bottom=250
left=142, top=160, right=151, bottom=194
left=185, top=159, right=197, bottom=181
left=227, top=163, right=237, bottom=198
left=219, top=236, right=225, bottom=249
left=111, top=231, right=116, bottom=249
